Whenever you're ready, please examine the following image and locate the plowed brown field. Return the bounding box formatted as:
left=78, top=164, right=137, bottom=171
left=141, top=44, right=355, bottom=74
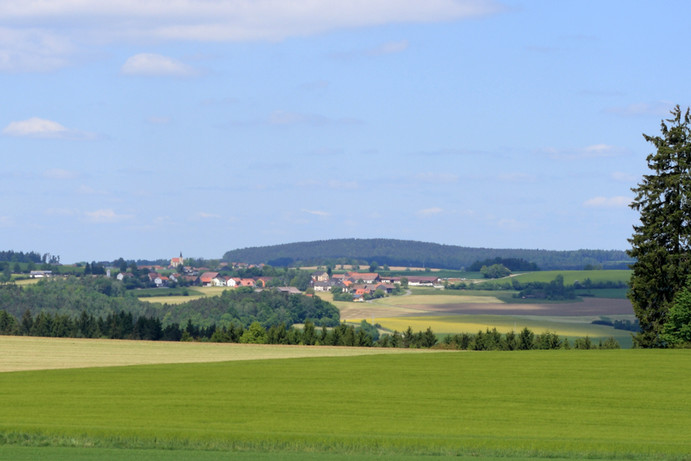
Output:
left=340, top=297, right=633, bottom=319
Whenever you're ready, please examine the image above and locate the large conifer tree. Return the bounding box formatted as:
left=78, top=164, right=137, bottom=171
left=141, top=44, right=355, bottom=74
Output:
left=628, top=105, right=691, bottom=347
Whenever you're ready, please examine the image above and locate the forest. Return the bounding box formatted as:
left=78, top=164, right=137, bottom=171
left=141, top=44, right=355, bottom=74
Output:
left=222, top=238, right=633, bottom=270
left=0, top=277, right=339, bottom=329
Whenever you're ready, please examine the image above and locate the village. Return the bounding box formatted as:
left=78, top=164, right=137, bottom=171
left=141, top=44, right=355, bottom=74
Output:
left=107, top=255, right=446, bottom=302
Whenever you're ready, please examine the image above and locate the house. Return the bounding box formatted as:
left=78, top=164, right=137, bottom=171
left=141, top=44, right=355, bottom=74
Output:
left=374, top=283, right=395, bottom=294
left=212, top=274, right=228, bottom=287
left=239, top=278, right=256, bottom=287
left=116, top=272, right=132, bottom=281
left=312, top=281, right=334, bottom=292
left=311, top=271, right=329, bottom=282
left=147, top=272, right=169, bottom=287
left=347, top=272, right=380, bottom=284
left=29, top=270, right=52, bottom=278
left=155, top=276, right=169, bottom=287
left=225, top=277, right=238, bottom=287
left=405, top=276, right=440, bottom=287
left=353, top=287, right=369, bottom=297
left=198, top=271, right=218, bottom=287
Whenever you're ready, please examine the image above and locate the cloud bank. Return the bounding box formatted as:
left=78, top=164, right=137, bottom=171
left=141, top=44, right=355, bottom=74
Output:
left=0, top=1, right=503, bottom=41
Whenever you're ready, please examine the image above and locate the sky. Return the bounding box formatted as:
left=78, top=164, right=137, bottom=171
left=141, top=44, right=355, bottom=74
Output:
left=2, top=0, right=690, bottom=263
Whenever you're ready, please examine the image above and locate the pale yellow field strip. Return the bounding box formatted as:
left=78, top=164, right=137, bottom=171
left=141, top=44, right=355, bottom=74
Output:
left=350, top=316, right=621, bottom=337
left=0, top=335, right=443, bottom=373
left=370, top=294, right=504, bottom=307
left=139, top=295, right=204, bottom=304
left=14, top=278, right=39, bottom=286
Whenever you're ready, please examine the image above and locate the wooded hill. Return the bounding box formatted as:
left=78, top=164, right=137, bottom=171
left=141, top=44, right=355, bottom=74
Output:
left=222, top=238, right=633, bottom=271
left=0, top=278, right=339, bottom=329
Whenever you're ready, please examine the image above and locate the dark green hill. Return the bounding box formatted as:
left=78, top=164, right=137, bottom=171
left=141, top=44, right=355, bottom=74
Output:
left=222, top=238, right=633, bottom=271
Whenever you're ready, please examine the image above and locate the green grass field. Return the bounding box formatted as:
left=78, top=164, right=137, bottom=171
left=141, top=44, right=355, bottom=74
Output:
left=0, top=446, right=568, bottom=461
left=507, top=269, right=632, bottom=285
left=1, top=345, right=690, bottom=459
left=137, top=286, right=228, bottom=304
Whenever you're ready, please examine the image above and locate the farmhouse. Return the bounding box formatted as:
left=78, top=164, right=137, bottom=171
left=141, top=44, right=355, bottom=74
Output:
left=346, top=272, right=381, bottom=284
left=29, top=270, right=52, bottom=278
left=404, top=276, right=440, bottom=287
left=198, top=272, right=218, bottom=287
left=311, top=271, right=329, bottom=282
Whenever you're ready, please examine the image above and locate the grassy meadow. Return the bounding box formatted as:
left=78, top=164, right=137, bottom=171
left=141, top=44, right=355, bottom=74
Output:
left=137, top=286, right=227, bottom=304
left=506, top=269, right=632, bottom=285
left=1, top=340, right=690, bottom=460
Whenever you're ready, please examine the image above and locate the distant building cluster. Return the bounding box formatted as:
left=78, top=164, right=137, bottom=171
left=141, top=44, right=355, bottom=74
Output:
left=310, top=270, right=441, bottom=301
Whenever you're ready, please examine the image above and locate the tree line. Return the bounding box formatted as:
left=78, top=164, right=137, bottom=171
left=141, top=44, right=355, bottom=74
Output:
left=441, top=328, right=620, bottom=350
left=0, top=308, right=620, bottom=350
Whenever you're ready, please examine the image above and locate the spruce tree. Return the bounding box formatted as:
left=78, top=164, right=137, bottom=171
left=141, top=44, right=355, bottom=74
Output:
left=628, top=105, right=691, bottom=347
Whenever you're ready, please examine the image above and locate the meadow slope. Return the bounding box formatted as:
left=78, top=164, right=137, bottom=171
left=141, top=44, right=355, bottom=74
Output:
left=0, top=336, right=435, bottom=373
left=1, top=341, right=689, bottom=460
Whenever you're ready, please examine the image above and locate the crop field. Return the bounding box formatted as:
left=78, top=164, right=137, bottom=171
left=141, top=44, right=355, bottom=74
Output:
left=0, top=336, right=433, bottom=373
left=349, top=315, right=635, bottom=347
left=506, top=269, right=632, bottom=285
left=338, top=291, right=636, bottom=347
left=1, top=340, right=689, bottom=460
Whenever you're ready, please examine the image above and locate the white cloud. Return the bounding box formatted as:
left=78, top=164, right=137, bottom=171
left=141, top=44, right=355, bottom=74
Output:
left=605, top=101, right=674, bottom=117
left=0, top=1, right=504, bottom=72
left=0, top=215, right=13, bottom=227
left=121, top=53, right=196, bottom=76
left=328, top=180, right=359, bottom=190
left=267, top=110, right=362, bottom=127
left=147, top=116, right=172, bottom=124
left=302, top=209, right=330, bottom=217
left=417, top=207, right=444, bottom=216
left=194, top=212, right=221, bottom=219
left=496, top=172, right=536, bottom=182
left=415, top=172, right=458, bottom=183
left=583, top=196, right=631, bottom=208
left=84, top=209, right=134, bottom=222
left=44, top=208, right=78, bottom=216
left=544, top=144, right=628, bottom=160
left=368, top=40, right=409, bottom=56
left=496, top=218, right=527, bottom=230
left=78, top=185, right=108, bottom=195
left=43, top=168, right=78, bottom=179
left=0, top=1, right=501, bottom=39
left=3, top=117, right=67, bottom=138
left=612, top=171, right=637, bottom=182
left=0, top=27, right=73, bottom=72
left=2, top=117, right=95, bottom=139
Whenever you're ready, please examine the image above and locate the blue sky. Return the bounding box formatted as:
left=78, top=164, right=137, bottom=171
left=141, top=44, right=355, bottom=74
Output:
left=2, top=0, right=689, bottom=263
